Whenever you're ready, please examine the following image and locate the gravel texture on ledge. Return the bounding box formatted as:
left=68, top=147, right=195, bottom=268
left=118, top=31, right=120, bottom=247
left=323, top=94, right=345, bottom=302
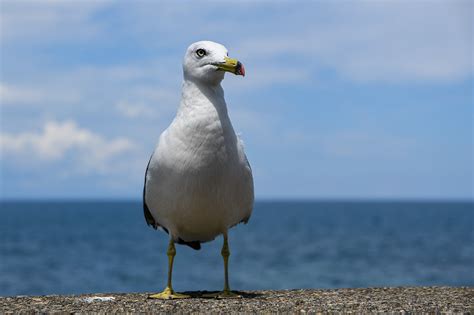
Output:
left=1, top=287, right=472, bottom=314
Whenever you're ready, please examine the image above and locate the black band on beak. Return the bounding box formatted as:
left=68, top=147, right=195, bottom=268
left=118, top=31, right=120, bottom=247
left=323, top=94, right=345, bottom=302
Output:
left=235, top=62, right=245, bottom=76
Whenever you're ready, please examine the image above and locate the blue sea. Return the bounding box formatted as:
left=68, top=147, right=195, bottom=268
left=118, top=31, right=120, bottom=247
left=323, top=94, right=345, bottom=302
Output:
left=0, top=201, right=473, bottom=297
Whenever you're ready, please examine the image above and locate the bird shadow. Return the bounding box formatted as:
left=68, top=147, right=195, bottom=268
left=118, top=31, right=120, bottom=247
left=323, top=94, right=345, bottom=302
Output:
left=181, top=291, right=263, bottom=299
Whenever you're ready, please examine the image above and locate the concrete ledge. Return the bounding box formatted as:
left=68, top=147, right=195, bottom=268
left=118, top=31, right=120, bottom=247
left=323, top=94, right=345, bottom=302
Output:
left=1, top=287, right=472, bottom=314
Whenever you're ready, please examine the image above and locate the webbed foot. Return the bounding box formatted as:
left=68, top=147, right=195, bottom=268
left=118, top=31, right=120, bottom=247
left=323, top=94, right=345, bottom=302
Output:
left=148, top=287, right=190, bottom=299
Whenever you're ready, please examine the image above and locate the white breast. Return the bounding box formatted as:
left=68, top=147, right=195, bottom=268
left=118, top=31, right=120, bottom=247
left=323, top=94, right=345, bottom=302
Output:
left=145, top=81, right=253, bottom=243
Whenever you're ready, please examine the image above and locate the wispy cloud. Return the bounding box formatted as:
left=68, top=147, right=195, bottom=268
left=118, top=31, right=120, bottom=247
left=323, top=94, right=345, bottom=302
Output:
left=1, top=120, right=136, bottom=173
left=0, top=83, right=42, bottom=105
left=0, top=0, right=109, bottom=42
left=239, top=1, right=473, bottom=83
left=115, top=100, right=157, bottom=119
left=319, top=131, right=416, bottom=160
left=280, top=128, right=416, bottom=161
left=3, top=1, right=470, bottom=85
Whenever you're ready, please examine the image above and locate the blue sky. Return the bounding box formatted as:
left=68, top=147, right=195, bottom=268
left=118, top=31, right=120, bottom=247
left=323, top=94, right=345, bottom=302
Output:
left=0, top=1, right=472, bottom=200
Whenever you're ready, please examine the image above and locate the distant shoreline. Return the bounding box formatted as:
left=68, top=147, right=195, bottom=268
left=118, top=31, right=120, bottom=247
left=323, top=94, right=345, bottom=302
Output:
left=1, top=287, right=472, bottom=313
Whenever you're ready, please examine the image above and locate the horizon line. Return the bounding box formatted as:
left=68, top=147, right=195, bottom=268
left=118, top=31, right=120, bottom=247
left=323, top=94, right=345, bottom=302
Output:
left=1, top=197, right=473, bottom=203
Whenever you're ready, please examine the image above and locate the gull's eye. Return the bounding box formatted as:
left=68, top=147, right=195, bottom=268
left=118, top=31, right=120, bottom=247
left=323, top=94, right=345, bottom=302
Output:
left=196, top=49, right=206, bottom=58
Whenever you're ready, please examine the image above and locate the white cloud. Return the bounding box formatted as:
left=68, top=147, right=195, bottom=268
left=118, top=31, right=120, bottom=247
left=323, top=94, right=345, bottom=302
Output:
left=0, top=120, right=135, bottom=173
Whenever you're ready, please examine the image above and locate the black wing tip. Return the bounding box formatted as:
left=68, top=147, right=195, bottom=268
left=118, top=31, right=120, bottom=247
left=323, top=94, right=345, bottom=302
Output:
left=228, top=215, right=251, bottom=229
left=147, top=222, right=157, bottom=230
left=143, top=201, right=158, bottom=228
left=177, top=238, right=201, bottom=250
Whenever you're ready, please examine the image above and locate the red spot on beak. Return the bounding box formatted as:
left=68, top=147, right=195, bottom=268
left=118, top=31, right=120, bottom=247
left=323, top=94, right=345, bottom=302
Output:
left=236, top=62, right=245, bottom=77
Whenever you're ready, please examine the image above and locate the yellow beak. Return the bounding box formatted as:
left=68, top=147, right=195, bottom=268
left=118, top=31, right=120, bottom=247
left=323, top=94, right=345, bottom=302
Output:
left=216, top=56, right=245, bottom=76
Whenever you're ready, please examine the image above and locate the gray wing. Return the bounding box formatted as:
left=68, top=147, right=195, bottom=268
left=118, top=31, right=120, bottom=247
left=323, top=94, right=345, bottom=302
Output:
left=239, top=153, right=253, bottom=225
left=142, top=154, right=201, bottom=250
left=143, top=155, right=167, bottom=232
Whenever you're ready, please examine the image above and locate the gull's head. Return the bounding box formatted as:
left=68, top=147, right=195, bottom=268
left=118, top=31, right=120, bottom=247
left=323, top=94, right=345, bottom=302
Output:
left=183, top=40, right=245, bottom=85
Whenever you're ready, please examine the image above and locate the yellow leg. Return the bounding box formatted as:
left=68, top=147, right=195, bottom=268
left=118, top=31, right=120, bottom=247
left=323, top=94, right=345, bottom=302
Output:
left=149, top=238, right=189, bottom=299
left=203, top=232, right=241, bottom=299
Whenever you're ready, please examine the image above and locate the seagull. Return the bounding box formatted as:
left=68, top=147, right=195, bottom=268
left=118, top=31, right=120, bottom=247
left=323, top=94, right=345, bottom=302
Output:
left=143, top=41, right=254, bottom=299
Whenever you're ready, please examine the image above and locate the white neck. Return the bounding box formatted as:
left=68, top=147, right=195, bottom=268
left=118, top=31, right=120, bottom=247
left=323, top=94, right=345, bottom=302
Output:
left=178, top=79, right=228, bottom=117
